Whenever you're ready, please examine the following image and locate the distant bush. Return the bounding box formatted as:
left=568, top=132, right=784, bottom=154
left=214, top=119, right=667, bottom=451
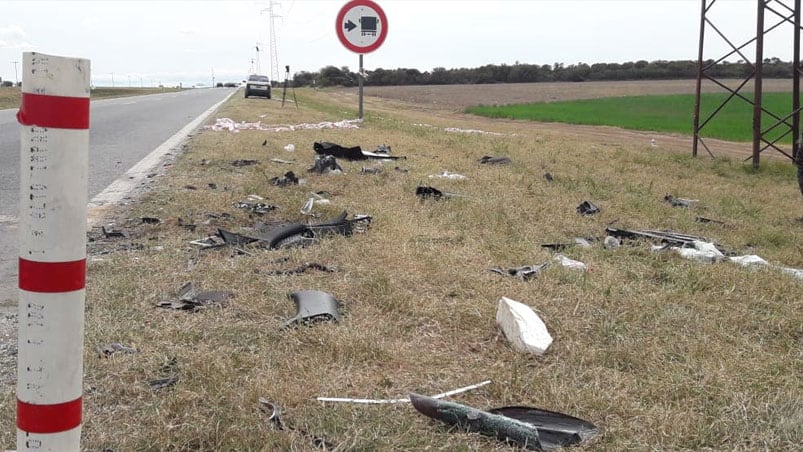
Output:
left=1, top=81, right=13, bottom=87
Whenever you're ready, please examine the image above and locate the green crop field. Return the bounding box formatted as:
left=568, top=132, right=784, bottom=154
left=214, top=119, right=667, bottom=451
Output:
left=467, top=92, right=803, bottom=143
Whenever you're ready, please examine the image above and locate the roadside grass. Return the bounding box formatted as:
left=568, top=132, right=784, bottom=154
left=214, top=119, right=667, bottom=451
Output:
left=0, top=86, right=185, bottom=109
left=2, top=88, right=802, bottom=450
left=466, top=92, right=803, bottom=143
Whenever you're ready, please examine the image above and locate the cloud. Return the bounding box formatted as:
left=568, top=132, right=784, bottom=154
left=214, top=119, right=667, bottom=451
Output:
left=0, top=24, right=34, bottom=49
left=178, top=26, right=200, bottom=35
left=81, top=17, right=101, bottom=28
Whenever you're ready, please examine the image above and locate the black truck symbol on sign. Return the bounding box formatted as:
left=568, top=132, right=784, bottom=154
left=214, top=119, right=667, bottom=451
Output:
left=360, top=16, right=377, bottom=36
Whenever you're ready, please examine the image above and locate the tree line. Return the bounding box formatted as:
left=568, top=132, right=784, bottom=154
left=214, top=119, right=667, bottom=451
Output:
left=289, top=58, right=796, bottom=88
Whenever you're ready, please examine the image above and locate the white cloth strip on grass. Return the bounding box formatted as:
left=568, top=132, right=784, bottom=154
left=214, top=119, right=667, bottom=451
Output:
left=317, top=380, right=492, bottom=404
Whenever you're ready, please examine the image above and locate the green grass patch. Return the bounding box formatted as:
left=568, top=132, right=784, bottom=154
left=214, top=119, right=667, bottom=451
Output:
left=467, top=92, right=803, bottom=143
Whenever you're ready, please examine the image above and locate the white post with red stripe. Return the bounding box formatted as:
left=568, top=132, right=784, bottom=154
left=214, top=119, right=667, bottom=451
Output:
left=17, top=52, right=90, bottom=451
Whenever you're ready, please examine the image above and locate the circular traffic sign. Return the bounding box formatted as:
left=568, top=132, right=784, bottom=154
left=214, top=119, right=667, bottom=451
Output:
left=336, top=0, right=388, bottom=54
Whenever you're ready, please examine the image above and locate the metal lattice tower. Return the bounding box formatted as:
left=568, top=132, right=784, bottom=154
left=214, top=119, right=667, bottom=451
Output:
left=265, top=1, right=281, bottom=84
left=693, top=0, right=802, bottom=167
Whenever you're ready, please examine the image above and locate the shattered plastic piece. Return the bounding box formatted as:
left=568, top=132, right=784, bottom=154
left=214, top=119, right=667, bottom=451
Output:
left=190, top=235, right=225, bottom=249
left=540, top=242, right=571, bottom=252
left=141, top=217, right=161, bottom=225
left=156, top=282, right=234, bottom=312
left=208, top=183, right=218, bottom=190
left=729, top=255, right=769, bottom=268
left=314, top=141, right=404, bottom=160
left=496, top=297, right=553, bottom=355
left=374, top=144, right=392, bottom=154
left=409, top=393, right=544, bottom=450
left=605, top=227, right=720, bottom=249
left=671, top=240, right=725, bottom=263
left=576, top=201, right=600, bottom=216
left=603, top=236, right=621, bottom=249
left=283, top=290, right=342, bottom=328
left=544, top=172, right=554, bottom=182
left=231, top=159, right=259, bottom=167
left=489, top=263, right=549, bottom=280
left=696, top=216, right=727, bottom=226
left=235, top=201, right=277, bottom=215
left=487, top=406, right=599, bottom=449
left=271, top=158, right=294, bottom=164
left=308, top=155, right=343, bottom=174
left=429, top=170, right=467, bottom=180
left=664, top=194, right=697, bottom=208
left=102, top=225, right=128, bottom=238
left=262, top=139, right=268, bottom=146
left=416, top=185, right=463, bottom=200
left=270, top=171, right=299, bottom=186
left=217, top=228, right=259, bottom=246
left=96, top=342, right=139, bottom=358
left=574, top=237, right=592, bottom=249
left=183, top=184, right=198, bottom=190
left=478, top=155, right=512, bottom=165
left=778, top=266, right=803, bottom=279
left=553, top=254, right=587, bottom=271
left=317, top=380, right=492, bottom=404
left=284, top=143, right=295, bottom=152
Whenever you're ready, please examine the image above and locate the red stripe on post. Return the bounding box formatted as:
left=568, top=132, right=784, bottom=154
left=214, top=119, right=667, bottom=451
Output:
left=19, top=258, right=86, bottom=293
left=17, top=93, right=90, bottom=129
left=17, top=397, right=82, bottom=433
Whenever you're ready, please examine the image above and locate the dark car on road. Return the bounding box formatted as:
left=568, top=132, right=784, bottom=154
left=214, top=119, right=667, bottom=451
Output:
left=245, top=74, right=271, bottom=99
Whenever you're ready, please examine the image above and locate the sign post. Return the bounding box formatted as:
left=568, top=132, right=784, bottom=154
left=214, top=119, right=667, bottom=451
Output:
left=336, top=0, right=388, bottom=119
left=16, top=52, right=90, bottom=452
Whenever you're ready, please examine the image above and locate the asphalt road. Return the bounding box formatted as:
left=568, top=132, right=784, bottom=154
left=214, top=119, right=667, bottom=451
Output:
left=0, top=87, right=236, bottom=308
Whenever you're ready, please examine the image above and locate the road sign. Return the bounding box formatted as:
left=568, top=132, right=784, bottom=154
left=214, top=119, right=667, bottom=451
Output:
left=336, top=0, right=388, bottom=54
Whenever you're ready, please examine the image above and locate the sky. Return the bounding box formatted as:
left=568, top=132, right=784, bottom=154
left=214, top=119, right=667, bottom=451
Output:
left=0, top=0, right=797, bottom=87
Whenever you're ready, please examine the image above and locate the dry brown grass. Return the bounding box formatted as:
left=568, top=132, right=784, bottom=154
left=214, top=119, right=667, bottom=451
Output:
left=1, top=84, right=802, bottom=451
left=0, top=86, right=20, bottom=110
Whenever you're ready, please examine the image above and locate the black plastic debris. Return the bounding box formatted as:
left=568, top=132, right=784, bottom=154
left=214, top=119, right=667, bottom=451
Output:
left=283, top=290, right=342, bottom=328
left=266, top=263, right=336, bottom=276
left=478, top=155, right=512, bottom=165
left=235, top=201, right=278, bottom=215
left=148, top=357, right=179, bottom=390
left=487, top=406, right=599, bottom=449
left=102, top=225, right=128, bottom=238
left=576, top=201, right=600, bottom=216
left=232, top=159, right=259, bottom=167
left=270, top=171, right=299, bottom=186
left=416, top=185, right=462, bottom=200
left=259, top=398, right=335, bottom=450
left=374, top=144, right=392, bottom=154
left=664, top=194, right=695, bottom=208
left=217, top=228, right=259, bottom=246
left=208, top=183, right=218, bottom=190
left=262, top=139, right=268, bottom=146
left=156, top=282, right=234, bottom=312
left=96, top=342, right=139, bottom=358
left=183, top=185, right=198, bottom=190
left=544, top=172, right=554, bottom=182
left=695, top=216, right=727, bottom=226
left=394, top=166, right=409, bottom=174
left=308, top=155, right=343, bottom=174
left=314, top=141, right=403, bottom=160
left=141, top=217, right=161, bottom=225
left=489, top=263, right=549, bottom=280
left=605, top=227, right=727, bottom=252
left=215, top=212, right=371, bottom=250
left=190, top=235, right=225, bottom=248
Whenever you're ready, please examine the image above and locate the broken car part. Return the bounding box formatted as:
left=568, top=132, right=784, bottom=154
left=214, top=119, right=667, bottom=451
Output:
left=416, top=185, right=463, bottom=200
left=409, top=393, right=545, bottom=450
left=487, top=406, right=599, bottom=449
left=283, top=290, right=342, bottom=328
left=313, top=141, right=404, bottom=160
left=156, top=282, right=234, bottom=312
left=489, top=263, right=549, bottom=280
left=553, top=254, right=587, bottom=271
left=231, top=159, right=259, bottom=167
left=308, top=155, right=343, bottom=174
left=270, top=171, right=299, bottom=186
left=576, top=201, right=600, bottom=216
left=478, top=156, right=512, bottom=165
left=664, top=194, right=697, bottom=208
left=496, top=297, right=553, bottom=355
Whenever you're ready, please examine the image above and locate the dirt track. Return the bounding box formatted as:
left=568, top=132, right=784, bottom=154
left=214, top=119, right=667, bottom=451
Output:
left=346, top=79, right=797, bottom=163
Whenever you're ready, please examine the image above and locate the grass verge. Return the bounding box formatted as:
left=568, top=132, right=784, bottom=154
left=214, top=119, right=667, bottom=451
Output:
left=467, top=92, right=803, bottom=143
left=1, top=88, right=801, bottom=451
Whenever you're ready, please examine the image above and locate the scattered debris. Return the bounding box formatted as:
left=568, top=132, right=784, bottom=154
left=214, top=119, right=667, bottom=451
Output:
left=409, top=393, right=544, bottom=450
left=261, top=139, right=268, bottom=146
left=190, top=235, right=226, bottom=249
left=284, top=143, right=295, bottom=152
left=235, top=200, right=277, bottom=215
left=141, top=217, right=161, bottom=225
left=308, top=155, right=343, bottom=174
left=317, top=380, right=492, bottom=404
left=664, top=194, right=697, bottom=208
left=271, top=158, right=294, bottom=164
left=314, top=141, right=404, bottom=160
left=205, top=117, right=361, bottom=133
left=489, top=263, right=549, bottom=280
left=102, top=225, right=128, bottom=238
left=270, top=171, right=300, bottom=186
left=283, top=290, right=342, bottom=328
left=416, top=185, right=463, bottom=200
left=605, top=227, right=722, bottom=250
left=429, top=170, right=467, bottom=180
left=300, top=192, right=332, bottom=215
left=553, top=254, right=588, bottom=271
left=360, top=166, right=382, bottom=175
left=445, top=127, right=505, bottom=136
left=487, top=406, right=599, bottom=449
left=696, top=216, right=727, bottom=226
left=156, top=282, right=234, bottom=312
left=478, top=155, right=511, bottom=165
left=374, top=144, right=392, bottom=154
left=231, top=159, right=259, bottom=167
left=208, top=183, right=218, bottom=190
left=576, top=201, right=600, bottom=216
left=671, top=240, right=726, bottom=263
left=96, top=342, right=139, bottom=358
left=574, top=237, right=593, bottom=248
left=496, top=297, right=553, bottom=355
left=266, top=263, right=336, bottom=276
left=544, top=172, right=554, bottom=182
left=603, top=236, right=621, bottom=249
left=183, top=185, right=198, bottom=190
left=214, top=212, right=370, bottom=250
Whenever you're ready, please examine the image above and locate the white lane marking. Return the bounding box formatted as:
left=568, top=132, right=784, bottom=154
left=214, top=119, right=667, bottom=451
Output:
left=87, top=90, right=236, bottom=223
left=0, top=214, right=17, bottom=224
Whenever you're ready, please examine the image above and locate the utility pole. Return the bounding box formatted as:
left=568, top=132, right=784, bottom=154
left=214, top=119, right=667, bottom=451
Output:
left=262, top=1, right=281, bottom=83
left=10, top=60, right=19, bottom=84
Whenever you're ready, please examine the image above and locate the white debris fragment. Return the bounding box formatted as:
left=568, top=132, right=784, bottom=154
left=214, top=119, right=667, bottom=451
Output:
left=574, top=237, right=593, bottom=249
left=777, top=265, right=803, bottom=280
left=603, top=236, right=621, bottom=249
left=428, top=170, right=467, bottom=180
left=496, top=297, right=553, bottom=356
left=445, top=127, right=505, bottom=136
left=728, top=255, right=769, bottom=268
left=205, top=118, right=361, bottom=133
left=671, top=240, right=725, bottom=264
left=284, top=144, right=295, bottom=152
left=553, top=254, right=588, bottom=271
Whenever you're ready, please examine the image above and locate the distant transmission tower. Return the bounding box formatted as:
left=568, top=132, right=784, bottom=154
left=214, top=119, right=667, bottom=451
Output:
left=262, top=1, right=282, bottom=83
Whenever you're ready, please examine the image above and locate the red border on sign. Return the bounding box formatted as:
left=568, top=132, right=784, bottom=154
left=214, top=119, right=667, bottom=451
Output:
left=336, top=0, right=388, bottom=54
